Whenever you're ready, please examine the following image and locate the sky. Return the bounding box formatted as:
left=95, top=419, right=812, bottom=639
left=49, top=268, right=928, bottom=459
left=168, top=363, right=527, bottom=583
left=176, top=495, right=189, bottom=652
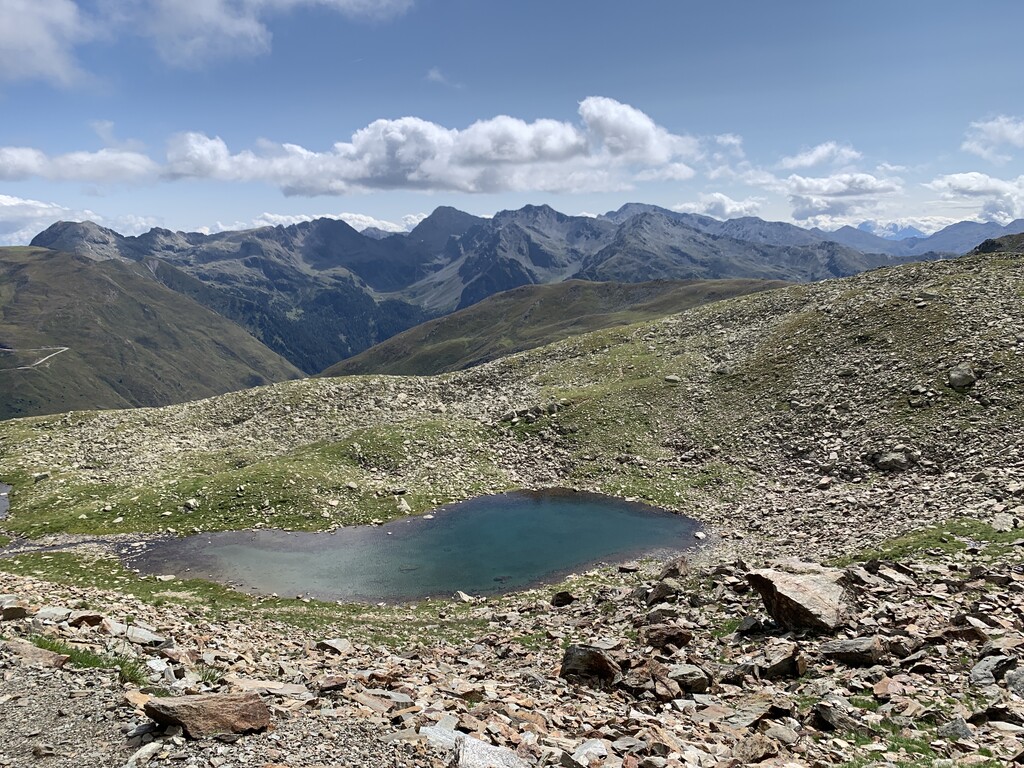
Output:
left=2, top=0, right=1024, bottom=244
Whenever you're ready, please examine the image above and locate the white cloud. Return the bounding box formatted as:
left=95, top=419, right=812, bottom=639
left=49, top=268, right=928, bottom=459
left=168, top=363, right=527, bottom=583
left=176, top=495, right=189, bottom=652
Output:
left=213, top=211, right=415, bottom=233
left=0, top=193, right=159, bottom=245
left=778, top=141, right=862, bottom=170
left=401, top=212, right=428, bottom=228
left=133, top=0, right=414, bottom=65
left=164, top=97, right=702, bottom=195
left=961, top=115, right=1024, bottom=163
left=0, top=0, right=91, bottom=85
left=741, top=170, right=903, bottom=224
left=785, top=172, right=900, bottom=198
left=673, top=192, right=764, bottom=219
left=426, top=66, right=462, bottom=88
left=578, top=96, right=699, bottom=164
left=0, top=146, right=157, bottom=182
left=0, top=0, right=414, bottom=80
left=925, top=171, right=1024, bottom=223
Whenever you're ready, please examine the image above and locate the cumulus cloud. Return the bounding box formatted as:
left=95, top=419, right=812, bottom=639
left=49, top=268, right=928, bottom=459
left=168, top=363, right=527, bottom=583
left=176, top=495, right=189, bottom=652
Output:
left=740, top=169, right=903, bottom=225
left=0, top=0, right=92, bottom=85
left=164, top=97, right=703, bottom=195
left=925, top=171, right=1024, bottom=223
left=579, top=96, right=699, bottom=164
left=0, top=146, right=158, bottom=182
left=402, top=212, right=428, bottom=228
left=785, top=172, right=902, bottom=222
left=210, top=210, right=421, bottom=233
left=0, top=193, right=159, bottom=245
left=778, top=141, right=862, bottom=170
left=673, top=192, right=764, bottom=219
left=961, top=116, right=1024, bottom=164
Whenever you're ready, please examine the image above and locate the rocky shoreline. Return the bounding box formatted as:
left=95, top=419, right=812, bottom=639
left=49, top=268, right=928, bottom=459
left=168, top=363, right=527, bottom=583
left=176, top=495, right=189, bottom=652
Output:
left=3, top=511, right=1023, bottom=768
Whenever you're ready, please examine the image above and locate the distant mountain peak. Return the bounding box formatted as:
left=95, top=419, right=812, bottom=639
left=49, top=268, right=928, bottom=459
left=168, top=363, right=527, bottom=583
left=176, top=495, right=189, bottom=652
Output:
left=855, top=220, right=927, bottom=241
left=31, top=220, right=126, bottom=261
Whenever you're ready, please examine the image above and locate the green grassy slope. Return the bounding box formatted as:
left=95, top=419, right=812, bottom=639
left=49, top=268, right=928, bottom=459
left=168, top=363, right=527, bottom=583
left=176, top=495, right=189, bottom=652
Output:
left=0, top=251, right=1020, bottom=555
left=321, top=278, right=788, bottom=377
left=0, top=247, right=301, bottom=420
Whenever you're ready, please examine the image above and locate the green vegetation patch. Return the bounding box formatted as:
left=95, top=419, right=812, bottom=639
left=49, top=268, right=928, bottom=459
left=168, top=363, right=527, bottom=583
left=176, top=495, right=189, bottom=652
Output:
left=29, top=635, right=148, bottom=686
left=832, top=517, right=1024, bottom=566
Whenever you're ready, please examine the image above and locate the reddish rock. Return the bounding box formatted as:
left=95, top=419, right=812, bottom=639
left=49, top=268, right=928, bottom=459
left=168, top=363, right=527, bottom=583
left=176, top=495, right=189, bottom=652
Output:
left=143, top=692, right=271, bottom=738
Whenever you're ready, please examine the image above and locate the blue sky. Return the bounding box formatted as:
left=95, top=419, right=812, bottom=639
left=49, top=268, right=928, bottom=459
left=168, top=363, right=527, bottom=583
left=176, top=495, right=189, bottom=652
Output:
left=2, top=0, right=1024, bottom=243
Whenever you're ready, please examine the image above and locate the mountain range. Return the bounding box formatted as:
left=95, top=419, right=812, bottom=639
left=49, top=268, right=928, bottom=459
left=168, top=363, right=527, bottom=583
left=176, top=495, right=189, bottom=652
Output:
left=7, top=203, right=1023, bottom=420
left=32, top=203, right=1024, bottom=374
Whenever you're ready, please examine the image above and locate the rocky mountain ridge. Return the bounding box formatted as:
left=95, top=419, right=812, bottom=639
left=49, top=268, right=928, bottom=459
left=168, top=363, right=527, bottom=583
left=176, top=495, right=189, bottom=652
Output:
left=31, top=202, right=993, bottom=375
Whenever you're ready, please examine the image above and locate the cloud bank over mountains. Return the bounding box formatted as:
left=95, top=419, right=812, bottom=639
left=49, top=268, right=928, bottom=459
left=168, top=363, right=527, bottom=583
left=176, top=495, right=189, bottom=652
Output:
left=2, top=3, right=1023, bottom=242
left=2, top=93, right=1023, bottom=243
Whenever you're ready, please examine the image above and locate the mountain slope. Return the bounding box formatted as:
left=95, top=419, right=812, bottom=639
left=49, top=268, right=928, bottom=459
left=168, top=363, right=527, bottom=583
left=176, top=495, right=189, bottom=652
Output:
left=0, top=247, right=301, bottom=419
left=31, top=220, right=430, bottom=373
left=321, top=278, right=788, bottom=377
left=31, top=203, right=994, bottom=376
left=1, top=248, right=1020, bottom=556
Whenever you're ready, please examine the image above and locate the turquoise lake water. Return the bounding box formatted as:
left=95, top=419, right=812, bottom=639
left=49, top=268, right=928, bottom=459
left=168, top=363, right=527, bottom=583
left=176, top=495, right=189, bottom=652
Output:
left=128, top=489, right=701, bottom=601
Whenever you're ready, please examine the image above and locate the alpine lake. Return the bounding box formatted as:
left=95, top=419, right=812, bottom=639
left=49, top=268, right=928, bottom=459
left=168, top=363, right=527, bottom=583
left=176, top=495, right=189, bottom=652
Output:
left=126, top=490, right=703, bottom=602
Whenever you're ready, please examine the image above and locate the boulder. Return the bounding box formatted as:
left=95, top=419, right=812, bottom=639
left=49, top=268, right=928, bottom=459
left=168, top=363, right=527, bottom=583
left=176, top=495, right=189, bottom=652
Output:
left=746, top=562, right=846, bottom=631
left=820, top=636, right=884, bottom=665
left=752, top=640, right=807, bottom=679
left=970, top=654, right=1016, bottom=685
left=0, top=595, right=30, bottom=621
left=450, top=734, right=530, bottom=768
left=948, top=363, right=977, bottom=390
left=143, top=692, right=271, bottom=738
left=559, top=645, right=622, bottom=687
left=316, top=637, right=353, bottom=655
left=667, top=663, right=710, bottom=693
left=642, top=623, right=693, bottom=650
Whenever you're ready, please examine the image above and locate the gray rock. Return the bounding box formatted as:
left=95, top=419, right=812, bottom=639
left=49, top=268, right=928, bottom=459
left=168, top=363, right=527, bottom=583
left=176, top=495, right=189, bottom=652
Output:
left=1005, top=668, right=1024, bottom=697
left=450, top=734, right=530, bottom=768
left=667, top=663, right=710, bottom=693
left=992, top=512, right=1017, bottom=533
left=948, top=363, right=977, bottom=390
left=34, top=607, right=72, bottom=623
left=316, top=637, right=354, bottom=655
left=559, top=645, right=622, bottom=687
left=970, top=654, right=1016, bottom=685
left=936, top=716, right=973, bottom=741
left=820, top=636, right=884, bottom=665
left=875, top=451, right=911, bottom=472
left=747, top=562, right=846, bottom=631
left=571, top=739, right=608, bottom=767
left=763, top=723, right=799, bottom=746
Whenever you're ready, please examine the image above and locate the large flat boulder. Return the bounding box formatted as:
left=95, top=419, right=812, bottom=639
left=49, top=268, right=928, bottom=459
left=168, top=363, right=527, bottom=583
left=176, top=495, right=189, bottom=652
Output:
left=143, top=692, right=271, bottom=738
left=746, top=561, right=846, bottom=632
